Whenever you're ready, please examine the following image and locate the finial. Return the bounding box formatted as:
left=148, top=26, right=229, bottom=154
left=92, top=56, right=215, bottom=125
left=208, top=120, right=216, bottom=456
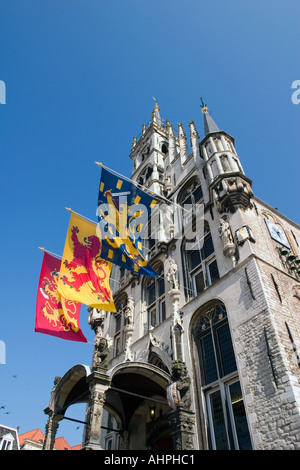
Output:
left=152, top=96, right=159, bottom=110
left=200, top=97, right=208, bottom=113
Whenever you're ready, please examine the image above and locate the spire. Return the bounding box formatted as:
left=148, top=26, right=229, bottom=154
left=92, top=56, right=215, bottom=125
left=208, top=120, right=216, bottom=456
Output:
left=189, top=120, right=200, bottom=161
left=167, top=121, right=177, bottom=162
left=151, top=102, right=163, bottom=126
left=202, top=105, right=220, bottom=136
left=178, top=123, right=189, bottom=165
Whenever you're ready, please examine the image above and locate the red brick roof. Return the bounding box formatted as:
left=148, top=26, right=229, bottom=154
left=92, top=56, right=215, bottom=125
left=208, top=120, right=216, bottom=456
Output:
left=19, top=428, right=44, bottom=446
left=18, top=428, right=81, bottom=450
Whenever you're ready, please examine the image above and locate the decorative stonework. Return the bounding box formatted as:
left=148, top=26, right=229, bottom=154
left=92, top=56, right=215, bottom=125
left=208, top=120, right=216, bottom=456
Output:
left=82, top=371, right=110, bottom=450
left=168, top=408, right=195, bottom=450
left=171, top=361, right=191, bottom=410
left=219, top=216, right=237, bottom=265
left=124, top=296, right=135, bottom=361
left=213, top=175, right=253, bottom=213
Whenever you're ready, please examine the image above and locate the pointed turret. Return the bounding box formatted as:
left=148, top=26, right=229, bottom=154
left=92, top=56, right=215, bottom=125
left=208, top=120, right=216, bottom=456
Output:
left=189, top=120, right=200, bottom=162
left=151, top=102, right=163, bottom=127
left=167, top=121, right=178, bottom=163
left=202, top=105, right=220, bottom=136
left=199, top=103, right=253, bottom=213
left=178, top=123, right=189, bottom=166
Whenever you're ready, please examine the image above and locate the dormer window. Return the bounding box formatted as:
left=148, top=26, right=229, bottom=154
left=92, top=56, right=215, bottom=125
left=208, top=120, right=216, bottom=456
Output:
left=0, top=433, right=15, bottom=450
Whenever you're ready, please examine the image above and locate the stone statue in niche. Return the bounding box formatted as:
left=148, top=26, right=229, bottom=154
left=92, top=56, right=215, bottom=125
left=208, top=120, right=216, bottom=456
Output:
left=219, top=217, right=234, bottom=246
left=218, top=217, right=236, bottom=265
left=166, top=256, right=179, bottom=290
left=125, top=296, right=134, bottom=325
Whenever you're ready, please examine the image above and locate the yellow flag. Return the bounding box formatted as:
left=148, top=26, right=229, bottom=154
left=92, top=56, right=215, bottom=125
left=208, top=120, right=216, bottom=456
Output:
left=58, top=212, right=116, bottom=312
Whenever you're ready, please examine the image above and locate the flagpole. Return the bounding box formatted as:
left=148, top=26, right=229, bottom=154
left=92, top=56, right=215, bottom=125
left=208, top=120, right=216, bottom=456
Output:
left=65, top=207, right=97, bottom=226
left=38, top=247, right=62, bottom=260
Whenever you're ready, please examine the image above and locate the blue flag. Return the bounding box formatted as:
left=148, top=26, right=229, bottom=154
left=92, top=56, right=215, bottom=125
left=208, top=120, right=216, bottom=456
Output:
left=97, top=165, right=158, bottom=277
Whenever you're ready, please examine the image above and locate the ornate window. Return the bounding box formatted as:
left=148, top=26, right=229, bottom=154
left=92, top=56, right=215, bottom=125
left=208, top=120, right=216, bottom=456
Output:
left=138, top=166, right=153, bottom=186
left=182, top=222, right=219, bottom=299
left=144, top=264, right=165, bottom=331
left=113, top=296, right=128, bottom=357
left=178, top=177, right=203, bottom=208
left=177, top=177, right=204, bottom=234
left=193, top=303, right=252, bottom=450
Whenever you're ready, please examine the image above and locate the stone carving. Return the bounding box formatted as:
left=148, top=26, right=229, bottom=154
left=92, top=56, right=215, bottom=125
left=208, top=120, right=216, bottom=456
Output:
left=161, top=204, right=174, bottom=241
left=166, top=256, right=179, bottom=290
left=213, top=175, right=253, bottom=213
left=124, top=296, right=134, bottom=325
left=171, top=361, right=191, bottom=409
left=219, top=217, right=234, bottom=246
left=168, top=408, right=195, bottom=450
left=293, top=285, right=300, bottom=301
left=92, top=337, right=109, bottom=371
left=88, top=308, right=105, bottom=338
left=124, top=296, right=135, bottom=361
left=219, top=217, right=236, bottom=265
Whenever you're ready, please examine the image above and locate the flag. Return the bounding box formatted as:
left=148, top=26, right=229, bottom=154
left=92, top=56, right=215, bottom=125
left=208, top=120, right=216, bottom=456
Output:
left=57, top=211, right=116, bottom=311
left=35, top=251, right=87, bottom=342
left=97, top=165, right=158, bottom=276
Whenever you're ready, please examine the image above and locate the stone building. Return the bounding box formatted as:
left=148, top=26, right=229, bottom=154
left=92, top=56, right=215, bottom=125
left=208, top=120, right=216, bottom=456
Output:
left=43, top=103, right=300, bottom=450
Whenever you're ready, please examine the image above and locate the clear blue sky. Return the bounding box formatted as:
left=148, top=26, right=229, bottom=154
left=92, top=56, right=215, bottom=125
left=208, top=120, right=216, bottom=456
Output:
left=0, top=1, right=299, bottom=447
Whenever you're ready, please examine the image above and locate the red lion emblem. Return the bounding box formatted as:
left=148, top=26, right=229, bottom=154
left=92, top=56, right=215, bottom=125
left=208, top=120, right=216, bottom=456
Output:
left=61, top=226, right=111, bottom=302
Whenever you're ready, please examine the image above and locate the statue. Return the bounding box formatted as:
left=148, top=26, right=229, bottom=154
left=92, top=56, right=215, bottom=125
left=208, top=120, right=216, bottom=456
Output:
left=218, top=217, right=236, bottom=265
left=171, top=361, right=191, bottom=409
left=92, top=336, right=109, bottom=371
left=218, top=217, right=234, bottom=246
left=124, top=296, right=134, bottom=325
left=166, top=256, right=179, bottom=290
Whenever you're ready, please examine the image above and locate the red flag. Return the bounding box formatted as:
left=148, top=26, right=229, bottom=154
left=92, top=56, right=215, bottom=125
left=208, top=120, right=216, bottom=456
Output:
left=35, top=251, right=87, bottom=342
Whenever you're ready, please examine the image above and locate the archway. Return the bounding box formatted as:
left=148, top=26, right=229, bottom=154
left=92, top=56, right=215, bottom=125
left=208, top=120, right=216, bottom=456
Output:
left=104, top=362, right=172, bottom=450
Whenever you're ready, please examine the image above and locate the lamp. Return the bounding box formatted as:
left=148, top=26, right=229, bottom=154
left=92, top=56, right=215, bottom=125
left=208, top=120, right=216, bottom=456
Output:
left=279, top=247, right=289, bottom=256
left=287, top=253, right=296, bottom=262
left=149, top=405, right=156, bottom=421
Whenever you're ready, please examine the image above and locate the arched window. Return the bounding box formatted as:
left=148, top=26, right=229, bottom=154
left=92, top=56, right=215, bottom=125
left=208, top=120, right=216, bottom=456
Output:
left=178, top=177, right=203, bottom=208
left=144, top=264, right=165, bottom=331
left=182, top=222, right=219, bottom=299
left=161, top=142, right=168, bottom=155
left=177, top=177, right=204, bottom=232
left=138, top=165, right=153, bottom=186
left=192, top=302, right=252, bottom=450
left=113, top=296, right=128, bottom=357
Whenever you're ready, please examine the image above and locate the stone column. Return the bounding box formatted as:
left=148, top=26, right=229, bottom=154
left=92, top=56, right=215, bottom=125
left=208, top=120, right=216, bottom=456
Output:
left=82, top=370, right=110, bottom=450
left=168, top=408, right=196, bottom=450
left=43, top=409, right=63, bottom=450
left=119, top=430, right=130, bottom=450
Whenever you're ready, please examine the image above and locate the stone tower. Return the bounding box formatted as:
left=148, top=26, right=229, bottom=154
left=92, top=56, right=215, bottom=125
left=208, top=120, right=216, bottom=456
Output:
left=43, top=102, right=300, bottom=451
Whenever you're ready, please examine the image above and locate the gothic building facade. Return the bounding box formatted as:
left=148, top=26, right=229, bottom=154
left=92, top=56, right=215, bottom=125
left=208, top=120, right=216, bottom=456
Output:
left=43, top=103, right=300, bottom=451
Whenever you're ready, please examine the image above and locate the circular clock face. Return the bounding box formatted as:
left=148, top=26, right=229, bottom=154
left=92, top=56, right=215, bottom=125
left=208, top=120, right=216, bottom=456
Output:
left=265, top=218, right=290, bottom=248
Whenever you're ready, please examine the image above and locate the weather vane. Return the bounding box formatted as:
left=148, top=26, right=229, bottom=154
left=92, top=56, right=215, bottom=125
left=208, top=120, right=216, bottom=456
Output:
left=200, top=97, right=209, bottom=113
left=200, top=97, right=206, bottom=108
